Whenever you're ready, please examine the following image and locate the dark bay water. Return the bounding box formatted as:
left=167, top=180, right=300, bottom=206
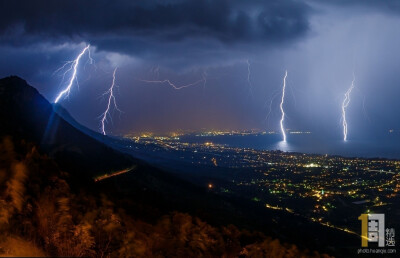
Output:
left=178, top=134, right=400, bottom=159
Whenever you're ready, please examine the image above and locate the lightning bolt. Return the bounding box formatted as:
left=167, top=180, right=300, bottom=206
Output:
left=202, top=69, right=208, bottom=94
left=140, top=77, right=205, bottom=90
left=246, top=59, right=254, bottom=98
left=149, top=65, right=160, bottom=79
left=342, top=74, right=355, bottom=141
left=54, top=44, right=92, bottom=103
left=280, top=70, right=288, bottom=142
left=264, top=89, right=281, bottom=129
left=100, top=67, right=121, bottom=135
left=154, top=65, right=160, bottom=79
left=362, top=95, right=371, bottom=123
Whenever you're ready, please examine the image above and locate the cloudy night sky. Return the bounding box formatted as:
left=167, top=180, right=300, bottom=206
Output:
left=1, top=0, right=400, bottom=139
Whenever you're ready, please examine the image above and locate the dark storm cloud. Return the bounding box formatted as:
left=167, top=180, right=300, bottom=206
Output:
left=3, top=0, right=400, bottom=137
left=0, top=0, right=311, bottom=57
left=311, top=0, right=400, bottom=14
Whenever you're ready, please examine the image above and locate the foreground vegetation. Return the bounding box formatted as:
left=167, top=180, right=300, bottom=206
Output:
left=0, top=137, right=330, bottom=257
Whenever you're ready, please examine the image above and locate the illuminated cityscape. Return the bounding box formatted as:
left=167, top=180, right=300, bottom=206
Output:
left=2, top=0, right=400, bottom=256
left=122, top=131, right=400, bottom=238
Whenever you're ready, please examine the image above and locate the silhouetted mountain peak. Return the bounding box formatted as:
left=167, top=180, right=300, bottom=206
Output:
left=0, top=76, right=40, bottom=98
left=0, top=76, right=133, bottom=176
left=1, top=75, right=28, bottom=86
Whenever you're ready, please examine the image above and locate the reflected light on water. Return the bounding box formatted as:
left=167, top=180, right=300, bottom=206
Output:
left=274, top=140, right=291, bottom=152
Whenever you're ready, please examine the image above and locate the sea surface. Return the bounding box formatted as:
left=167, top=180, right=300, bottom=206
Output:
left=178, top=134, right=400, bottom=159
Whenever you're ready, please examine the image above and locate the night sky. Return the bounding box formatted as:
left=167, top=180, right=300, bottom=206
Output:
left=1, top=0, right=400, bottom=139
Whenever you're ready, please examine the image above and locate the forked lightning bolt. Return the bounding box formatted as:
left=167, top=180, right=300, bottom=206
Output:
left=154, top=65, right=160, bottom=79
left=280, top=71, right=288, bottom=142
left=54, top=44, right=92, bottom=103
left=149, top=65, right=160, bottom=79
left=246, top=59, right=254, bottom=98
left=264, top=89, right=281, bottom=128
left=100, top=67, right=121, bottom=135
left=140, top=78, right=205, bottom=90
left=342, top=75, right=355, bottom=141
left=201, top=68, right=209, bottom=96
left=202, top=69, right=208, bottom=90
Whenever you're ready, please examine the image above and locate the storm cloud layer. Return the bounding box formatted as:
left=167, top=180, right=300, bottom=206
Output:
left=1, top=0, right=400, bottom=138
left=0, top=0, right=310, bottom=42
left=0, top=0, right=312, bottom=64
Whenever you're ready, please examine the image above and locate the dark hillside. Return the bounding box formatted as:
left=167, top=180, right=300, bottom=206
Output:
left=0, top=76, right=132, bottom=177
left=0, top=76, right=335, bottom=257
